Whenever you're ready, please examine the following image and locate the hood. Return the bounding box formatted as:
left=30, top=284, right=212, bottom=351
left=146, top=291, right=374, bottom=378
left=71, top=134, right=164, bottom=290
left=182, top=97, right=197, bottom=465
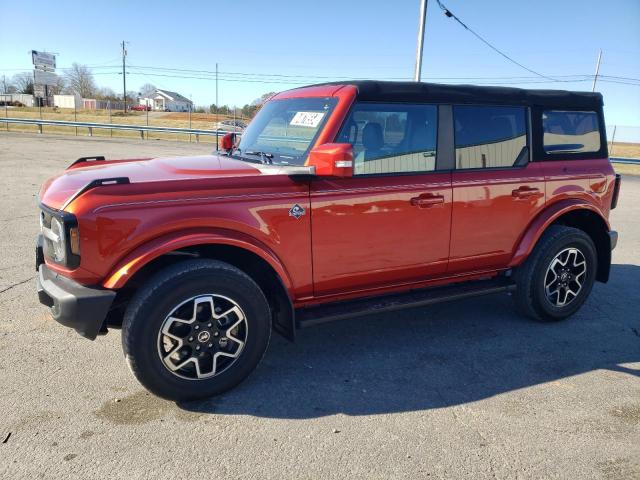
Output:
left=39, top=154, right=269, bottom=210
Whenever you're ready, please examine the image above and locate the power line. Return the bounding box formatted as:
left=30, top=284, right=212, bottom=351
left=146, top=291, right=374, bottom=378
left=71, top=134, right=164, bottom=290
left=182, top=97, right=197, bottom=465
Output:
left=435, top=0, right=556, bottom=81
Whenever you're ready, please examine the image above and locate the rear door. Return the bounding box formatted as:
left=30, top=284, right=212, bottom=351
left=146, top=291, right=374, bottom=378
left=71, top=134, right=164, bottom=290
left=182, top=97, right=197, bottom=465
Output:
left=310, top=102, right=452, bottom=297
left=448, top=105, right=546, bottom=273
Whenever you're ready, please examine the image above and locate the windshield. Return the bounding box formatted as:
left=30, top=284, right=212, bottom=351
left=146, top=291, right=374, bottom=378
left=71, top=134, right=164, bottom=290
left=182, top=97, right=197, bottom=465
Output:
left=236, top=97, right=338, bottom=165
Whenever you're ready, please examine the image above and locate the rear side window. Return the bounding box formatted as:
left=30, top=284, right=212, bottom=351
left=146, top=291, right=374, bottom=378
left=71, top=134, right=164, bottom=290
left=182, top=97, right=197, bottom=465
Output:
left=454, top=105, right=527, bottom=169
left=337, top=103, right=438, bottom=175
left=542, top=110, right=600, bottom=154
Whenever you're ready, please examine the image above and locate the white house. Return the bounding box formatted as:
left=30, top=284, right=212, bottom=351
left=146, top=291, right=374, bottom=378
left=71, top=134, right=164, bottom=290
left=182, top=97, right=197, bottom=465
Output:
left=140, top=89, right=192, bottom=112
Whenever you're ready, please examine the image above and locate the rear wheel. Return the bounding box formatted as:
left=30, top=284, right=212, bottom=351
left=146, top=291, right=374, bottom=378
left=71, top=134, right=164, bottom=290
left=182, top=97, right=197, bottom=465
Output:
left=122, top=259, right=271, bottom=401
left=514, top=225, right=597, bottom=322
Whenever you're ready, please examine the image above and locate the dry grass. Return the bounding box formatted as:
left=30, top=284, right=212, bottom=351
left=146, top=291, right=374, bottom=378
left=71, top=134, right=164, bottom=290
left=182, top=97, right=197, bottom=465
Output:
left=0, top=107, right=248, bottom=144
left=613, top=163, right=640, bottom=176
left=610, top=142, right=640, bottom=159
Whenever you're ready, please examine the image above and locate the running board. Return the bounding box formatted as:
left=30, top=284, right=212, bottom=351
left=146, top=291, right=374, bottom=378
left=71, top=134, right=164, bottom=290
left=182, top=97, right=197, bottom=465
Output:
left=296, top=278, right=516, bottom=328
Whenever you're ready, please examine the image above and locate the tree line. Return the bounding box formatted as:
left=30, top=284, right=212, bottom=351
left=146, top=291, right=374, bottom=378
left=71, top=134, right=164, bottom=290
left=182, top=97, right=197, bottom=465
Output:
left=2, top=63, right=274, bottom=117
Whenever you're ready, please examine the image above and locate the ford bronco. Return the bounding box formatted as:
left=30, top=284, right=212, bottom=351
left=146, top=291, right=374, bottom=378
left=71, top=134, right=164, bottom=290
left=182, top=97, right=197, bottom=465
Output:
left=36, top=81, right=620, bottom=400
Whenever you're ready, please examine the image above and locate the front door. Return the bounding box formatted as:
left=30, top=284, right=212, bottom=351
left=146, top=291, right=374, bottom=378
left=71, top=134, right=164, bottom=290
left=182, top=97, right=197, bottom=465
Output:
left=310, top=102, right=452, bottom=297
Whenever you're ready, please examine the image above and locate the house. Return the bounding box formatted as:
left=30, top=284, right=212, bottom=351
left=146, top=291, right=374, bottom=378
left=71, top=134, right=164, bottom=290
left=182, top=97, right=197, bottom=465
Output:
left=140, top=89, right=193, bottom=112
left=53, top=94, right=82, bottom=109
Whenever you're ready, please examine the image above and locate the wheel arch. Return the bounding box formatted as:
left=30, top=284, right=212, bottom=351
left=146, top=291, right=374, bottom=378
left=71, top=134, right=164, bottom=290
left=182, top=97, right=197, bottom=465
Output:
left=103, top=229, right=296, bottom=340
left=510, top=200, right=612, bottom=282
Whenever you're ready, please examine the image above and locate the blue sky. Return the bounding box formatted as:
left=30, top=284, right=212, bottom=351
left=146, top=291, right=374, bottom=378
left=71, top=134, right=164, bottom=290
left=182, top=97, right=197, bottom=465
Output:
left=1, top=0, right=639, bottom=138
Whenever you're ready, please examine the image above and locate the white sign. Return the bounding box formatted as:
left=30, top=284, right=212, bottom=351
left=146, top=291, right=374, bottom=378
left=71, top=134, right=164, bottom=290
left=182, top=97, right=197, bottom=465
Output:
left=33, top=85, right=46, bottom=98
left=31, top=50, right=56, bottom=70
left=34, top=69, right=58, bottom=86
left=290, top=111, right=325, bottom=128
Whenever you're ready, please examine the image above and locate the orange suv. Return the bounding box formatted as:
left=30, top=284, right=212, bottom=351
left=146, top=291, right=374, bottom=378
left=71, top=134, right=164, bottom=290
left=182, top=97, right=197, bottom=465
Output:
left=36, top=81, right=620, bottom=400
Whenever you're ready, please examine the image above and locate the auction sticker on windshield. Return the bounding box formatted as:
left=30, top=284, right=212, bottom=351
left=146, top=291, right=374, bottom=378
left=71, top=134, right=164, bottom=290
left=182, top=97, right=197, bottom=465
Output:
left=290, top=111, right=325, bottom=128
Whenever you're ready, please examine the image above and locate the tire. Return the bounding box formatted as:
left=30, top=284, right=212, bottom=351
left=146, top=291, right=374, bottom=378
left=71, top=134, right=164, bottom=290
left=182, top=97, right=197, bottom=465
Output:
left=122, top=259, right=271, bottom=401
left=514, top=225, right=597, bottom=322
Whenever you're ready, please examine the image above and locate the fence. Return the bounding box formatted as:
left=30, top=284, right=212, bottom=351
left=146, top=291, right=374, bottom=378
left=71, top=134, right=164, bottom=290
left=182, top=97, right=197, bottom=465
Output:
left=0, top=117, right=236, bottom=143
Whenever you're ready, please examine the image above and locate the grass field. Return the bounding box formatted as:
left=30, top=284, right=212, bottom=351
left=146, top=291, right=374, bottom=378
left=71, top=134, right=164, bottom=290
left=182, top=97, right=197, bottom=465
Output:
left=1, top=107, right=246, bottom=144
left=610, top=142, right=640, bottom=158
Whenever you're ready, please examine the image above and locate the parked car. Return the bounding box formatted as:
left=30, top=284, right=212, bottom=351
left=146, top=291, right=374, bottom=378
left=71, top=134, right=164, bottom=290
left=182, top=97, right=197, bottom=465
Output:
left=220, top=119, right=248, bottom=129
left=130, top=104, right=151, bottom=111
left=35, top=81, right=620, bottom=400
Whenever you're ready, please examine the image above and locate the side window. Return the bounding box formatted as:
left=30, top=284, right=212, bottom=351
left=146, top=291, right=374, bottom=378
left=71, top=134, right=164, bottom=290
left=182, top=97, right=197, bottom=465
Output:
left=337, top=103, right=438, bottom=175
left=454, top=105, right=527, bottom=169
left=543, top=110, right=600, bottom=154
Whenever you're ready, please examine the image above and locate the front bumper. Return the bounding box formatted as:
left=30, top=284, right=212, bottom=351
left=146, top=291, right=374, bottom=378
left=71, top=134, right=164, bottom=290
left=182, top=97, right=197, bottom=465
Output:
left=609, top=230, right=618, bottom=251
left=36, top=262, right=115, bottom=341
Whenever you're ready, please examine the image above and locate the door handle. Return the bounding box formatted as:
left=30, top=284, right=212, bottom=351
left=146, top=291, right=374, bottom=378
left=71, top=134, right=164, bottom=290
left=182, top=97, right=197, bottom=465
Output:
left=410, top=194, right=445, bottom=207
left=511, top=186, right=542, bottom=199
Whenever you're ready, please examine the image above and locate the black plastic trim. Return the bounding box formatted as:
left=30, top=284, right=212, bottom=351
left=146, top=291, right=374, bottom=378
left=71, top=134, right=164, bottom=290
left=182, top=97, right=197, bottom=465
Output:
left=70, top=155, right=105, bottom=167
left=609, top=230, right=618, bottom=251
left=436, top=105, right=454, bottom=171
left=37, top=205, right=81, bottom=269
left=611, top=174, right=621, bottom=209
left=297, top=277, right=515, bottom=327
left=61, top=177, right=130, bottom=210
left=36, top=264, right=115, bottom=340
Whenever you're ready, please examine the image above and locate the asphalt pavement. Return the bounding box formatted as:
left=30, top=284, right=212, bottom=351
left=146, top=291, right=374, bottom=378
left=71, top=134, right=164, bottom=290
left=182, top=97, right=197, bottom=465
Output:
left=0, top=132, right=638, bottom=479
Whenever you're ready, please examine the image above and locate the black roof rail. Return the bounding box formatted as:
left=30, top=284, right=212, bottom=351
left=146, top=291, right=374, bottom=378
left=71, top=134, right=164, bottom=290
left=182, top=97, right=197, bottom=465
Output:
left=61, top=177, right=130, bottom=210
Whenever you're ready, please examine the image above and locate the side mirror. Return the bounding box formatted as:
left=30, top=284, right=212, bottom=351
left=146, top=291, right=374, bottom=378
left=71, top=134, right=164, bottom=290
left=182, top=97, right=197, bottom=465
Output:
left=220, top=132, right=236, bottom=152
left=307, top=143, right=353, bottom=177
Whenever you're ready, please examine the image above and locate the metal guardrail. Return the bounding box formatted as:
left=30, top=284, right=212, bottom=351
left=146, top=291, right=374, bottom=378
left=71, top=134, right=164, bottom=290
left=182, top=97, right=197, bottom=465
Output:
left=2, top=117, right=640, bottom=163
left=610, top=157, right=640, bottom=165
left=0, top=117, right=239, bottom=142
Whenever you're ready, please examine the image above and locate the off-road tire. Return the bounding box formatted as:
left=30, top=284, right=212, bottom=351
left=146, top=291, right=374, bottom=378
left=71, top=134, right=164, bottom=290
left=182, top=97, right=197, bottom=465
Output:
left=122, top=259, right=271, bottom=401
left=514, top=225, right=597, bottom=322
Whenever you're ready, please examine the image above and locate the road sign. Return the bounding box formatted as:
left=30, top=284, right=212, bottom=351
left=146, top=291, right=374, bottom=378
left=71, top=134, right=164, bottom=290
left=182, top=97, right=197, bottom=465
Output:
left=31, top=50, right=56, bottom=71
left=33, top=84, right=46, bottom=98
left=34, top=69, right=58, bottom=86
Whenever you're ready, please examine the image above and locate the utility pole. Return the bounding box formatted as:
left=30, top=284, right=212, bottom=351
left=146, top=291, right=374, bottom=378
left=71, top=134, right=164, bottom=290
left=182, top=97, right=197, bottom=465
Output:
left=413, top=0, right=429, bottom=81
left=2, top=75, right=6, bottom=94
left=121, top=41, right=127, bottom=112
left=592, top=49, right=602, bottom=92
left=215, top=62, right=219, bottom=148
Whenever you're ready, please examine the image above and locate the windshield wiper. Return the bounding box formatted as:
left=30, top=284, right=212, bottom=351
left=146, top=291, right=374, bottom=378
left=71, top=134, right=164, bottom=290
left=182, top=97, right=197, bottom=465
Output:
left=245, top=150, right=274, bottom=164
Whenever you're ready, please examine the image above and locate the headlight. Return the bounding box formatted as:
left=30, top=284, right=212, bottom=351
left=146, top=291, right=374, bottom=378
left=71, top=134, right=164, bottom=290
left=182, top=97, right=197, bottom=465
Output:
left=40, top=206, right=80, bottom=268
left=49, top=216, right=66, bottom=262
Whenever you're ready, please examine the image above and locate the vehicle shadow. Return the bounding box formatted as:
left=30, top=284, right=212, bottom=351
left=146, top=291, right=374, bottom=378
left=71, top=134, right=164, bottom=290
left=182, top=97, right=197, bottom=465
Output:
left=179, top=264, right=640, bottom=418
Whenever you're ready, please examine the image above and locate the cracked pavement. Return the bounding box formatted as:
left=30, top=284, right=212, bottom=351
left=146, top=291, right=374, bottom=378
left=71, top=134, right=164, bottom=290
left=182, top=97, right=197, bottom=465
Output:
left=0, top=132, right=638, bottom=479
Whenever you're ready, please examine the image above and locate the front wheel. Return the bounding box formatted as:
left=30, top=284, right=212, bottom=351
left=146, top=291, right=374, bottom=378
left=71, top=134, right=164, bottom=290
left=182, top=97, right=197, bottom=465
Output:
left=514, top=225, right=597, bottom=322
left=122, top=259, right=271, bottom=401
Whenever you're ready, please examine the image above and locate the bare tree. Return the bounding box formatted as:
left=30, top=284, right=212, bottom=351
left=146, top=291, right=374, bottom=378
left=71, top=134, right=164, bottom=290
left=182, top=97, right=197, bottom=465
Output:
left=64, top=63, right=97, bottom=98
left=48, top=75, right=66, bottom=95
left=139, top=83, right=156, bottom=98
left=12, top=72, right=34, bottom=94
left=96, top=87, right=117, bottom=100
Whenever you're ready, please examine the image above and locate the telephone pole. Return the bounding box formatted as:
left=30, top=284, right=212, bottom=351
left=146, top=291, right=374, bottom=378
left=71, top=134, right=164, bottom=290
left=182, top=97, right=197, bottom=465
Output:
left=215, top=62, right=219, bottom=147
left=413, top=0, right=429, bottom=81
left=592, top=49, right=602, bottom=92
left=121, top=41, right=127, bottom=112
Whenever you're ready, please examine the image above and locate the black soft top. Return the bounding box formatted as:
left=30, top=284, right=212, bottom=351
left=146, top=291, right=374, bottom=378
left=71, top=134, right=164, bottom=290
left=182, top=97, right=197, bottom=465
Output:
left=313, top=81, right=603, bottom=109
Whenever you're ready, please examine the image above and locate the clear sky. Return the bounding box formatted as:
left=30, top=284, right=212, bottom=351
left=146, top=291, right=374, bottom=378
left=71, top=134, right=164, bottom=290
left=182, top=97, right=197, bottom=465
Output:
left=1, top=0, right=639, bottom=138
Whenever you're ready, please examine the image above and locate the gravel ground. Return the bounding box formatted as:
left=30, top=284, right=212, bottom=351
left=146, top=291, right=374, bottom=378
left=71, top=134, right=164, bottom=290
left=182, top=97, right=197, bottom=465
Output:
left=0, top=132, right=638, bottom=480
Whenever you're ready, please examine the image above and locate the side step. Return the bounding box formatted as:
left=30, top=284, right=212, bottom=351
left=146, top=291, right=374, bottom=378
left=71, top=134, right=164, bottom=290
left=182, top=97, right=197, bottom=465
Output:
left=296, top=278, right=516, bottom=328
